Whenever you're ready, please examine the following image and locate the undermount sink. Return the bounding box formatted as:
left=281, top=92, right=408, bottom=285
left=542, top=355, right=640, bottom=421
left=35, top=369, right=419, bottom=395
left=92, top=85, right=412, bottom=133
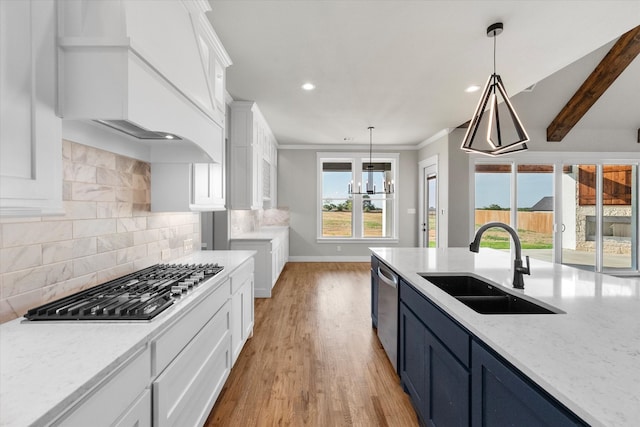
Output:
left=420, top=274, right=561, bottom=315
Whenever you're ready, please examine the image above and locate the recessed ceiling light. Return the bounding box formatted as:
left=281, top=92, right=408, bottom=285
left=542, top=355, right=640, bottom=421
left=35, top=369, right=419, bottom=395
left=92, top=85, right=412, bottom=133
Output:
left=301, top=82, right=316, bottom=91
left=465, top=85, right=481, bottom=93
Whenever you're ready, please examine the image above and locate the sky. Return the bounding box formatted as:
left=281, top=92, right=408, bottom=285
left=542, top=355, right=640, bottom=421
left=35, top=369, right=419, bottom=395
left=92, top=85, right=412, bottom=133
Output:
left=476, top=173, right=553, bottom=209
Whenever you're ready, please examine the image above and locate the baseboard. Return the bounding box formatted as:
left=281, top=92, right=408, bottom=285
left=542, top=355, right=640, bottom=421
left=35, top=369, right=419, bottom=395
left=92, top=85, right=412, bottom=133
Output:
left=287, top=256, right=370, bottom=262
left=255, top=289, right=272, bottom=298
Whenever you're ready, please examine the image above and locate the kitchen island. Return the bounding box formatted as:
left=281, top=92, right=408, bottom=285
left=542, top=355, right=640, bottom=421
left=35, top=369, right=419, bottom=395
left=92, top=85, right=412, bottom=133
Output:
left=0, top=250, right=255, bottom=427
left=371, top=247, right=640, bottom=427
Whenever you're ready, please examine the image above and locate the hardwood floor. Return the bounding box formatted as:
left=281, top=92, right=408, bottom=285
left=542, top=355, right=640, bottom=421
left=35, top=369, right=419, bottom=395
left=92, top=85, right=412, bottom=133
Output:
left=205, top=262, right=419, bottom=427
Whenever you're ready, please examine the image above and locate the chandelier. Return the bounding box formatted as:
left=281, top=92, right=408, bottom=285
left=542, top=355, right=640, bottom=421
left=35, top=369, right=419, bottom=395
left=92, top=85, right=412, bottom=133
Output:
left=348, top=127, right=394, bottom=195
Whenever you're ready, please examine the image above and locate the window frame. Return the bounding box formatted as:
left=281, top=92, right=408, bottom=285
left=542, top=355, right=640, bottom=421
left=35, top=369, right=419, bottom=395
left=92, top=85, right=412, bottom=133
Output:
left=317, top=152, right=399, bottom=243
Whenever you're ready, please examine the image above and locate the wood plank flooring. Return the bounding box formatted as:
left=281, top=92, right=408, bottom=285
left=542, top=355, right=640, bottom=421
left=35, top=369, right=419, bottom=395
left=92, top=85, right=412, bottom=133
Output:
left=205, top=262, right=419, bottom=427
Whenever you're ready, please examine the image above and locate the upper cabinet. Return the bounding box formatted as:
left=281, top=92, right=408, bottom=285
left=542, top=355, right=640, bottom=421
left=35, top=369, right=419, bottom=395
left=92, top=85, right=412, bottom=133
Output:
left=229, top=102, right=279, bottom=210
left=150, top=162, right=225, bottom=212
left=0, top=0, right=63, bottom=217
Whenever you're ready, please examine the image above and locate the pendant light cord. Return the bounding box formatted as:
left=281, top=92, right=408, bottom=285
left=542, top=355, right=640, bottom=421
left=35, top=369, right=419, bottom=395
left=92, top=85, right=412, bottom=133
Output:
left=493, top=31, right=497, bottom=76
left=369, top=127, right=373, bottom=166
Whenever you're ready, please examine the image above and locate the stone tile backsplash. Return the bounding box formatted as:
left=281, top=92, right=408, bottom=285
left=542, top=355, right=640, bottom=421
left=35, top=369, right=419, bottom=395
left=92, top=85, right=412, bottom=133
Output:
left=0, top=140, right=201, bottom=323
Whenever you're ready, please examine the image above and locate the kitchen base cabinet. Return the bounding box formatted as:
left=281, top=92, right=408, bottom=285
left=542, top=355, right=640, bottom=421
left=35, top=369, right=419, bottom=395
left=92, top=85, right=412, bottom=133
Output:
left=391, top=272, right=586, bottom=427
left=113, top=389, right=152, bottom=427
left=230, top=258, right=255, bottom=364
left=153, top=300, right=231, bottom=427
left=399, top=299, right=470, bottom=427
left=471, top=341, right=586, bottom=427
left=56, top=346, right=151, bottom=427
left=230, top=228, right=288, bottom=298
left=399, top=303, right=427, bottom=422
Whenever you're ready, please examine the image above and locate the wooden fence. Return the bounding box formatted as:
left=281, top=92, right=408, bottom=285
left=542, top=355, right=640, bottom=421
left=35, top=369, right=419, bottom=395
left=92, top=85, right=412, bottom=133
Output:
left=475, top=210, right=553, bottom=234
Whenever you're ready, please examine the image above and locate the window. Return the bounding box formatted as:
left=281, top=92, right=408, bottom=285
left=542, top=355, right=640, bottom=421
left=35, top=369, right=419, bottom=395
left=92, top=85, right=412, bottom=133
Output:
left=318, top=153, right=398, bottom=241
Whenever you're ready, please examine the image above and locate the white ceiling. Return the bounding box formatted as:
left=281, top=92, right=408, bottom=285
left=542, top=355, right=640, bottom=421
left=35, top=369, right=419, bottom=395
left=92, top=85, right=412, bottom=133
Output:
left=207, top=1, right=640, bottom=147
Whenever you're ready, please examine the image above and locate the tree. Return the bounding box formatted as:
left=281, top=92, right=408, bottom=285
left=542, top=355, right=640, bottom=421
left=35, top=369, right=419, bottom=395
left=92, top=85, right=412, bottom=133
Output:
left=362, top=195, right=374, bottom=212
left=484, top=203, right=503, bottom=210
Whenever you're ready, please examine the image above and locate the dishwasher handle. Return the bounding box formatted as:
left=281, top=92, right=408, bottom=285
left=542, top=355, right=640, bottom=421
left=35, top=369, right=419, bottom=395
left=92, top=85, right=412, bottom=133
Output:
left=377, top=265, right=398, bottom=288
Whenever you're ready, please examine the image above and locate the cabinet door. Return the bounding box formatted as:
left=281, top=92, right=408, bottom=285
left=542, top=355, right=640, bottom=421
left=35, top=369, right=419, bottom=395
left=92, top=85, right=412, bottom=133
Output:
left=153, top=301, right=231, bottom=427
left=399, top=302, right=427, bottom=422
left=400, top=302, right=470, bottom=427
left=231, top=277, right=253, bottom=364
left=242, top=275, right=254, bottom=340
left=471, top=341, right=584, bottom=427
left=0, top=0, right=63, bottom=216
left=425, top=328, right=470, bottom=427
left=192, top=163, right=225, bottom=210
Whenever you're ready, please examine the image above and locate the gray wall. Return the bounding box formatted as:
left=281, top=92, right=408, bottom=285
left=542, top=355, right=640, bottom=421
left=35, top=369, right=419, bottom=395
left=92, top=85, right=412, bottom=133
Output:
left=418, top=128, right=471, bottom=248
left=278, top=149, right=418, bottom=260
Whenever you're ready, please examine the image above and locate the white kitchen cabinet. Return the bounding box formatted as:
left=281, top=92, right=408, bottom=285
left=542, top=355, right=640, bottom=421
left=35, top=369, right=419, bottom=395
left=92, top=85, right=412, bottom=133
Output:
left=153, top=300, right=231, bottom=427
left=230, top=258, right=255, bottom=364
left=229, top=102, right=278, bottom=209
left=56, top=346, right=151, bottom=427
left=229, top=227, right=289, bottom=298
left=151, top=161, right=225, bottom=212
left=0, top=0, right=63, bottom=217
left=113, top=389, right=152, bottom=427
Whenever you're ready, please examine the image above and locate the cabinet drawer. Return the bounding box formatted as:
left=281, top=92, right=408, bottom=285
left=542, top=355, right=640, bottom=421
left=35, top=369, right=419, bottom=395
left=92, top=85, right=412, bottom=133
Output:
left=230, top=258, right=254, bottom=294
left=56, top=346, right=150, bottom=426
left=113, top=389, right=151, bottom=427
left=152, top=279, right=230, bottom=375
left=400, top=280, right=470, bottom=367
left=153, top=301, right=231, bottom=427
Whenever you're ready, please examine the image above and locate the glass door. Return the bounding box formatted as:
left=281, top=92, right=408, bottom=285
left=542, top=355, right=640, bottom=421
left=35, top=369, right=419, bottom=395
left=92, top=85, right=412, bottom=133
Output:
left=601, top=164, right=636, bottom=272
left=516, top=165, right=554, bottom=262
left=561, top=164, right=597, bottom=270
left=474, top=164, right=512, bottom=251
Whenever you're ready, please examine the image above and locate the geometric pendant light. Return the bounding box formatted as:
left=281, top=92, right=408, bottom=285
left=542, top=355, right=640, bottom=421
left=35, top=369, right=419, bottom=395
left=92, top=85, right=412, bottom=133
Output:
left=461, top=23, right=529, bottom=156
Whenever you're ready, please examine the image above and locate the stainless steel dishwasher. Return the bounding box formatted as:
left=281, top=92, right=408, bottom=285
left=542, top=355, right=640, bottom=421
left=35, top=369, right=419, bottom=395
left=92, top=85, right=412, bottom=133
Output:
left=376, top=262, right=398, bottom=371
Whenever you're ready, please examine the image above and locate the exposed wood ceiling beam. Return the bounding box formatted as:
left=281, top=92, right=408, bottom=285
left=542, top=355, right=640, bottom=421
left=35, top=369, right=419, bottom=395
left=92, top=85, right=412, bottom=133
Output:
left=547, top=25, right=640, bottom=142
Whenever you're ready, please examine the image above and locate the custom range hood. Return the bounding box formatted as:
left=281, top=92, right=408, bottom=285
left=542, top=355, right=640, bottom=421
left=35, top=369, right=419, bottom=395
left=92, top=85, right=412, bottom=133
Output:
left=57, top=0, right=231, bottom=163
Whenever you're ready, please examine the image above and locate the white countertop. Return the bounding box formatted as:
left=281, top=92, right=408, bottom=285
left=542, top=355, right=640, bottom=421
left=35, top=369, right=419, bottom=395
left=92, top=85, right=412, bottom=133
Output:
left=371, top=247, right=640, bottom=427
left=0, top=250, right=255, bottom=427
left=229, top=226, right=289, bottom=241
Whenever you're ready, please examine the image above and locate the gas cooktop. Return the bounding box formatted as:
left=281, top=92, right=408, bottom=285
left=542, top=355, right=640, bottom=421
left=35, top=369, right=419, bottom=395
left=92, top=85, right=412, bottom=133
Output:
left=24, top=263, right=223, bottom=321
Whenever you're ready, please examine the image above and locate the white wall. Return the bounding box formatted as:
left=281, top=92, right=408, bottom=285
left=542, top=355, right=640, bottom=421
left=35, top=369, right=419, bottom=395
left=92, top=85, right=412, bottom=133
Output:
left=278, top=148, right=418, bottom=260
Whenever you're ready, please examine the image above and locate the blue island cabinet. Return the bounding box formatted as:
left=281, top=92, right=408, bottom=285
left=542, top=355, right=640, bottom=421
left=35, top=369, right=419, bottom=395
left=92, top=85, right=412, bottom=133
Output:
left=471, top=341, right=586, bottom=426
left=397, top=278, right=587, bottom=427
left=399, top=280, right=470, bottom=426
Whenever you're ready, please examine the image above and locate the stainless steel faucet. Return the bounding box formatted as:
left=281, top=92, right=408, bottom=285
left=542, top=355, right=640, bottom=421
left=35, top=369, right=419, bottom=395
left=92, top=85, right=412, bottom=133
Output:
left=469, top=222, right=530, bottom=289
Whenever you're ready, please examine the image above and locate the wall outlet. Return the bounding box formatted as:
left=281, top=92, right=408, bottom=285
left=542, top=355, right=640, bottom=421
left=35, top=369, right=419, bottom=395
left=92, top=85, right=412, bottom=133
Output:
left=184, top=239, right=193, bottom=253
left=336, top=245, right=341, bottom=252
left=161, top=249, right=171, bottom=260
